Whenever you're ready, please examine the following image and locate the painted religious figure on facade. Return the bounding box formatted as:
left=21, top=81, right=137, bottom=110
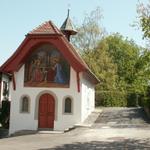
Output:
left=24, top=44, right=70, bottom=87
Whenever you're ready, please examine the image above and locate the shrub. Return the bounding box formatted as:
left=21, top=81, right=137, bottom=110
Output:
left=0, top=100, right=10, bottom=128
left=127, top=93, right=138, bottom=107
left=95, top=91, right=127, bottom=107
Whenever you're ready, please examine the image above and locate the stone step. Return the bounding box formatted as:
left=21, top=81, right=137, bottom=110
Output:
left=64, top=126, right=76, bottom=132
left=11, top=130, right=37, bottom=136
left=82, top=109, right=103, bottom=126
left=38, top=130, right=64, bottom=134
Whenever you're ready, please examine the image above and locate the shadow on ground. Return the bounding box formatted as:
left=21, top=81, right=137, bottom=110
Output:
left=0, top=128, right=8, bottom=139
left=38, top=139, right=150, bottom=150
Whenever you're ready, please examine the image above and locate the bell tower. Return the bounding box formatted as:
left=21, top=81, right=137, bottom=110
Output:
left=60, top=9, right=77, bottom=41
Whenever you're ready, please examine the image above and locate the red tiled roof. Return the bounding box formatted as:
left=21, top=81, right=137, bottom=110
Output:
left=29, top=21, right=61, bottom=35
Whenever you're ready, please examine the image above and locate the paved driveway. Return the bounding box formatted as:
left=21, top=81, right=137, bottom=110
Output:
left=0, top=107, right=150, bottom=150
left=94, top=107, right=150, bottom=128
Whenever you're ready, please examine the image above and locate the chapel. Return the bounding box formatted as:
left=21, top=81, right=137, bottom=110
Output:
left=0, top=11, right=99, bottom=135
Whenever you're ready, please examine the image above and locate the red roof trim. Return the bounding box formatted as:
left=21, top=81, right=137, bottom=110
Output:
left=0, top=21, right=99, bottom=84
left=0, top=36, right=86, bottom=73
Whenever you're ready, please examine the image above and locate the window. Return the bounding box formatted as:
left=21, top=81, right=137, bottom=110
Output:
left=64, top=97, right=72, bottom=114
left=20, top=96, right=30, bottom=113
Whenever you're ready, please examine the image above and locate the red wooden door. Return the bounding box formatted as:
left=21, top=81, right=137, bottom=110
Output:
left=38, top=94, right=55, bottom=128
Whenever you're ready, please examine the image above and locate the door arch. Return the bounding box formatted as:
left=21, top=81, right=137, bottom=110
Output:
left=38, top=93, right=55, bottom=128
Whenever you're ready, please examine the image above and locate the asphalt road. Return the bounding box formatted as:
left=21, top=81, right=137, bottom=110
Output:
left=0, top=107, right=150, bottom=150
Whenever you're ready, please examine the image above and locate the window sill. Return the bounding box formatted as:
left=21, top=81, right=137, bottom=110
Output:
left=20, top=112, right=30, bottom=114
left=63, top=112, right=73, bottom=115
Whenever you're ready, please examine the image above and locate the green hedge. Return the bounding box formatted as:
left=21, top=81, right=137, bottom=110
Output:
left=95, top=91, right=148, bottom=107
left=142, top=97, right=150, bottom=108
left=139, top=87, right=150, bottom=110
left=127, top=93, right=139, bottom=107
left=95, top=91, right=127, bottom=107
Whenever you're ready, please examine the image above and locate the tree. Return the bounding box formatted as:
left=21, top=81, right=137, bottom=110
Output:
left=72, top=8, right=126, bottom=106
left=71, top=7, right=105, bottom=54
left=137, top=1, right=150, bottom=39
left=104, top=34, right=140, bottom=85
left=83, top=40, right=118, bottom=90
left=103, top=33, right=150, bottom=106
left=72, top=7, right=150, bottom=107
left=83, top=39, right=127, bottom=107
left=133, top=49, right=150, bottom=92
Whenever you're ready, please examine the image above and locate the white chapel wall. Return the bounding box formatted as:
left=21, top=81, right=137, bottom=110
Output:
left=80, top=74, right=95, bottom=122
left=9, top=65, right=82, bottom=135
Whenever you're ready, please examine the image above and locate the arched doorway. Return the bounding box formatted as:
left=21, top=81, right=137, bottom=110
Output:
left=38, top=93, right=55, bottom=129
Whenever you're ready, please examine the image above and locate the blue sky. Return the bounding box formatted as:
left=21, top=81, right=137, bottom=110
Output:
left=0, top=0, right=149, bottom=65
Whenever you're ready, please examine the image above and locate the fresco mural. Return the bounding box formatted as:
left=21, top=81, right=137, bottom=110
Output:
left=24, top=44, right=70, bottom=87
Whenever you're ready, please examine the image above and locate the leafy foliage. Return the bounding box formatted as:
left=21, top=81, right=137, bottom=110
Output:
left=100, top=34, right=150, bottom=106
left=96, top=91, right=127, bottom=107
left=72, top=7, right=150, bottom=107
left=82, top=39, right=127, bottom=107
left=82, top=33, right=150, bottom=107
left=104, top=34, right=144, bottom=92
left=71, top=7, right=105, bottom=53
left=136, top=1, right=150, bottom=109
left=83, top=40, right=118, bottom=90
left=137, top=1, right=150, bottom=39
